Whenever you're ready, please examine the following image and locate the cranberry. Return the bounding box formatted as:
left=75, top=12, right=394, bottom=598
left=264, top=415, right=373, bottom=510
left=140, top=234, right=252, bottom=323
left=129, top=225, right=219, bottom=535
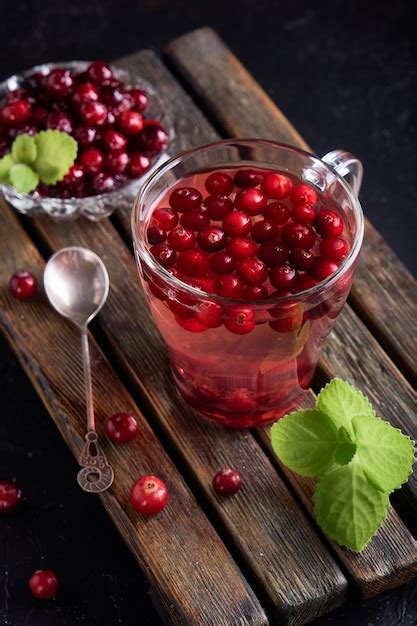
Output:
left=242, top=284, right=268, bottom=300
left=71, top=81, right=99, bottom=106
left=1, top=100, right=31, bottom=125
left=320, top=236, right=349, bottom=261
left=313, top=259, right=339, bottom=281
left=261, top=173, right=292, bottom=199
left=237, top=258, right=268, bottom=284
left=44, top=68, right=72, bottom=97
left=31, top=106, right=48, bottom=127
left=92, top=172, right=116, bottom=193
left=205, top=171, right=234, bottom=196
left=213, top=468, right=242, bottom=494
left=290, top=183, right=317, bottom=205
left=251, top=219, right=278, bottom=242
left=214, top=274, right=244, bottom=298
left=209, top=251, right=236, bottom=274
left=168, top=227, right=196, bottom=252
left=176, top=315, right=208, bottom=332
left=224, top=305, right=255, bottom=334
left=87, top=60, right=113, bottom=85
left=195, top=300, right=224, bottom=328
left=180, top=210, right=210, bottom=231
left=5, top=88, right=29, bottom=103
left=9, top=271, right=37, bottom=300
left=45, top=111, right=73, bottom=133
left=8, top=124, right=37, bottom=139
left=292, top=201, right=315, bottom=224
left=227, top=237, right=257, bottom=260
left=106, top=412, right=138, bottom=444
left=289, top=248, right=315, bottom=270
left=105, top=150, right=129, bottom=173
left=197, top=226, right=227, bottom=252
left=130, top=475, right=169, bottom=516
left=222, top=211, right=252, bottom=237
left=100, top=85, right=125, bottom=107
left=79, top=147, right=104, bottom=174
left=102, top=129, right=127, bottom=151
left=294, top=275, right=320, bottom=292
left=264, top=202, right=290, bottom=225
left=29, top=570, right=59, bottom=600
left=191, top=276, right=215, bottom=292
left=234, top=188, right=267, bottom=215
left=270, top=264, right=297, bottom=289
left=102, top=109, right=117, bottom=127
left=61, top=163, right=84, bottom=188
left=281, top=223, right=316, bottom=249
left=314, top=210, right=344, bottom=237
left=147, top=224, right=166, bottom=244
left=118, top=110, right=143, bottom=135
left=74, top=124, right=97, bottom=146
left=234, top=169, right=261, bottom=188
left=0, top=480, right=22, bottom=513
left=150, top=243, right=177, bottom=268
left=129, top=88, right=148, bottom=112
left=79, top=101, right=108, bottom=125
left=170, top=187, right=202, bottom=212
left=127, top=153, right=151, bottom=178
left=269, top=303, right=303, bottom=333
left=257, top=241, right=289, bottom=266
left=177, top=249, right=209, bottom=276
left=152, top=207, right=179, bottom=230
left=137, top=121, right=169, bottom=155
left=204, top=195, right=234, bottom=220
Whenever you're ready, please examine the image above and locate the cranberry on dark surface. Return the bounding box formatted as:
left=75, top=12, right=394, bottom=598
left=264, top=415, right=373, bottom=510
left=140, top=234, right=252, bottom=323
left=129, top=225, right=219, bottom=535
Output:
left=204, top=195, right=234, bottom=220
left=9, top=271, right=37, bottom=300
left=127, top=153, right=151, bottom=178
left=0, top=480, right=22, bottom=513
left=29, top=570, right=59, bottom=600
left=205, top=171, right=234, bottom=196
left=234, top=168, right=261, bottom=188
left=224, top=306, right=255, bottom=334
left=213, top=468, right=242, bottom=494
left=105, top=412, right=139, bottom=444
left=44, top=68, right=73, bottom=97
left=137, top=121, right=168, bottom=155
left=170, top=187, right=202, bottom=212
left=130, top=475, right=169, bottom=516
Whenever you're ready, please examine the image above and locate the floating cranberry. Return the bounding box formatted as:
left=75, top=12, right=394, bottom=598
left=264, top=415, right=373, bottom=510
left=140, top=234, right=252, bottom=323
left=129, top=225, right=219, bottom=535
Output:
left=71, top=81, right=99, bottom=106
left=261, top=172, right=292, bottom=199
left=205, top=171, right=234, bottom=196
left=61, top=163, right=84, bottom=188
left=224, top=305, right=255, bottom=334
left=79, top=101, right=107, bottom=125
left=152, top=207, right=179, bottom=230
left=197, top=226, right=227, bottom=252
left=147, top=224, right=166, bottom=245
left=100, top=85, right=124, bottom=107
left=269, top=304, right=303, bottom=333
left=195, top=300, right=224, bottom=328
left=204, top=195, right=234, bottom=220
left=251, top=219, right=278, bottom=242
left=106, top=412, right=138, bottom=444
left=170, top=187, right=202, bottom=212
left=44, top=69, right=73, bottom=97
left=118, top=110, right=143, bottom=135
left=168, top=227, right=196, bottom=252
left=102, top=129, right=127, bottom=151
left=237, top=258, right=268, bottom=284
left=180, top=209, right=209, bottom=231
left=234, top=169, right=261, bottom=188
left=264, top=202, right=290, bottom=225
left=45, top=111, right=73, bottom=133
left=92, top=172, right=116, bottom=193
left=292, top=201, right=315, bottom=224
left=242, top=284, right=268, bottom=300
left=105, top=150, right=129, bottom=173
left=289, top=248, right=315, bottom=271
left=281, top=223, right=316, bottom=249
left=314, top=210, right=344, bottom=237
left=1, top=100, right=32, bottom=125
left=209, top=251, right=236, bottom=274
left=213, top=468, right=242, bottom=494
left=137, top=121, right=168, bottom=155
left=320, top=236, right=349, bottom=261
left=9, top=271, right=37, bottom=300
left=176, top=315, right=208, bottom=332
left=177, top=249, right=209, bottom=276
left=74, top=124, right=97, bottom=146
left=313, top=259, right=339, bottom=281
left=222, top=211, right=252, bottom=237
left=290, top=183, right=317, bottom=205
left=214, top=274, right=244, bottom=298
left=257, top=241, right=289, bottom=266
left=234, top=188, right=267, bottom=215
left=127, top=153, right=151, bottom=178
left=129, top=88, right=148, bottom=112
left=295, top=275, right=320, bottom=292
left=130, top=475, right=169, bottom=516
left=31, top=106, right=48, bottom=127
left=29, top=570, right=59, bottom=600
left=227, top=237, right=257, bottom=260
left=150, top=243, right=177, bottom=268
left=87, top=60, right=113, bottom=85
left=270, top=264, right=297, bottom=289
left=0, top=480, right=22, bottom=513
left=79, top=147, right=104, bottom=174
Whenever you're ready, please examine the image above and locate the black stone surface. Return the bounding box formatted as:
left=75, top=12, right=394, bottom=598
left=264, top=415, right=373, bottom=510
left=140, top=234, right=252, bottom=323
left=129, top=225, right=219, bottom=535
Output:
left=1, top=1, right=416, bottom=624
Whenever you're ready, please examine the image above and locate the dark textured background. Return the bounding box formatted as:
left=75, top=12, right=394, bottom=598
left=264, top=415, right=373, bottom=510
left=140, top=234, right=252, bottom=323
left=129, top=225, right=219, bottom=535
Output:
left=1, top=1, right=416, bottom=624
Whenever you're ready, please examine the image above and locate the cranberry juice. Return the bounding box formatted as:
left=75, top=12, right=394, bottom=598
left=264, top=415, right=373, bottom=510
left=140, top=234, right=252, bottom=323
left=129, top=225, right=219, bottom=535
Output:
left=141, top=167, right=354, bottom=427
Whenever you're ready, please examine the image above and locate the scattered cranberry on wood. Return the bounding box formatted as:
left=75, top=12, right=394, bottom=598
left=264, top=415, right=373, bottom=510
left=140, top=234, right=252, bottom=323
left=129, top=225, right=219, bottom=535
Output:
left=130, top=475, right=169, bottom=516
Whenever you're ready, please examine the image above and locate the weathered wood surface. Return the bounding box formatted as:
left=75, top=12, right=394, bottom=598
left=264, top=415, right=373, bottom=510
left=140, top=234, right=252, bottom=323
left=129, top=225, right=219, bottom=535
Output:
left=165, top=26, right=417, bottom=384
left=0, top=205, right=268, bottom=626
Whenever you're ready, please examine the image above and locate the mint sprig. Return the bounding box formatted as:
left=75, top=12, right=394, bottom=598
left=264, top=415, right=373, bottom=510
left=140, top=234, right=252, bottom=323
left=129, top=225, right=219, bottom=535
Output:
left=0, top=131, right=78, bottom=193
left=271, top=379, right=415, bottom=551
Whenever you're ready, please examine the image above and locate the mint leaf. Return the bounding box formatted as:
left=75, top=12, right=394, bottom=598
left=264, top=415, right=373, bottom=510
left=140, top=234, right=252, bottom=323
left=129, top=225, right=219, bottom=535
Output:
left=9, top=163, right=39, bottom=193
left=352, top=413, right=415, bottom=492
left=313, top=459, right=389, bottom=551
left=12, top=134, right=37, bottom=164
left=34, top=130, right=77, bottom=184
left=334, top=426, right=356, bottom=465
left=271, top=410, right=340, bottom=477
left=0, top=154, right=15, bottom=184
left=317, top=379, right=375, bottom=434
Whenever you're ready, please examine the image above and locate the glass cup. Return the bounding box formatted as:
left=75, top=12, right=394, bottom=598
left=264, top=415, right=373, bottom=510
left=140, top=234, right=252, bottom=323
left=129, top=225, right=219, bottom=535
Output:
left=132, top=140, right=364, bottom=428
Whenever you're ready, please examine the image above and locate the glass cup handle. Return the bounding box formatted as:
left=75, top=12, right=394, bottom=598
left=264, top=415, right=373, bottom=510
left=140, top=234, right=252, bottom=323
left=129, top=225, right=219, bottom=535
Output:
left=321, top=150, right=363, bottom=196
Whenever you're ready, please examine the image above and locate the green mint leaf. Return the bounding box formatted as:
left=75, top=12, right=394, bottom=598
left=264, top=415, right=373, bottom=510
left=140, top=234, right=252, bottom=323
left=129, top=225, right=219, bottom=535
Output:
left=352, top=412, right=415, bottom=493
left=34, top=130, right=77, bottom=184
left=12, top=133, right=37, bottom=164
left=317, top=378, right=375, bottom=434
left=9, top=163, right=39, bottom=193
left=0, top=154, right=15, bottom=184
left=313, top=459, right=389, bottom=551
left=271, top=410, right=340, bottom=477
left=334, top=426, right=356, bottom=465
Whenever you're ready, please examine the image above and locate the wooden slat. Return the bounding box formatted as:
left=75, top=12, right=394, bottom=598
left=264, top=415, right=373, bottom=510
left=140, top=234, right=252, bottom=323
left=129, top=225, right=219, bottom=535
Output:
left=164, top=26, right=417, bottom=384
left=0, top=206, right=266, bottom=626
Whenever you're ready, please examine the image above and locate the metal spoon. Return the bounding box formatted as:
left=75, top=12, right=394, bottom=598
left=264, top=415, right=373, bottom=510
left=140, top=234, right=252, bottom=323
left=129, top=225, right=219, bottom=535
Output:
left=44, top=246, right=114, bottom=493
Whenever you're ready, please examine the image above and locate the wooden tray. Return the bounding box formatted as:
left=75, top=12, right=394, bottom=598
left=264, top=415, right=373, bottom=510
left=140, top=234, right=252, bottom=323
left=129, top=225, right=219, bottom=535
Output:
left=1, top=27, right=416, bottom=626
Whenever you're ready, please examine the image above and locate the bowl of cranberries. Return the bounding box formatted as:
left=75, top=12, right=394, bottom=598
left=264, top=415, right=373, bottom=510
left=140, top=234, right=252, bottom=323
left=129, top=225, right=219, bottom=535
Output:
left=0, top=60, right=172, bottom=220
